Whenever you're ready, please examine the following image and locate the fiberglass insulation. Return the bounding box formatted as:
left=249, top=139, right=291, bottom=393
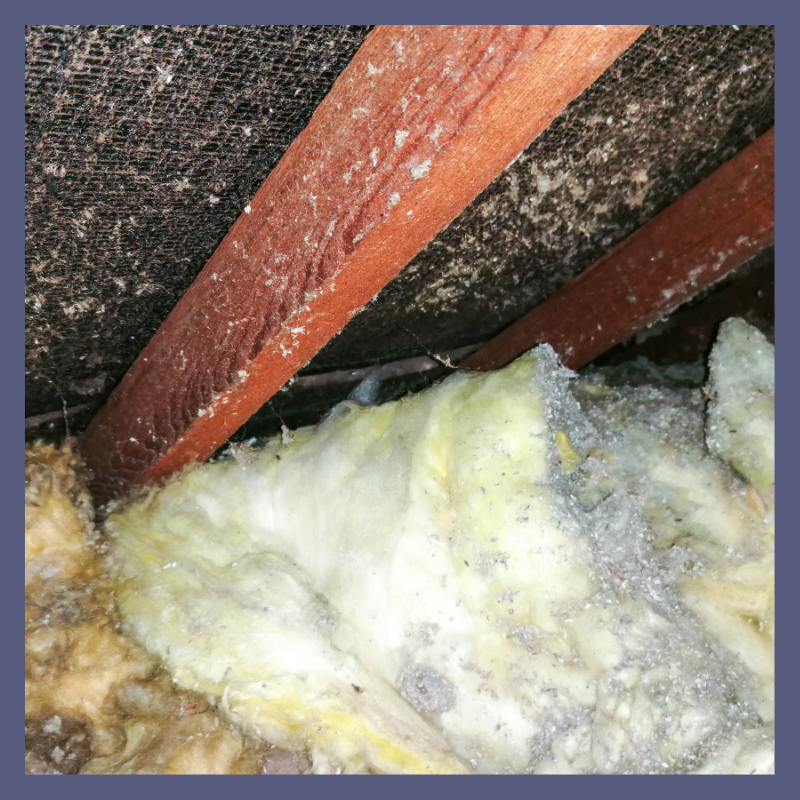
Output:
left=105, top=319, right=775, bottom=774
left=25, top=443, right=312, bottom=774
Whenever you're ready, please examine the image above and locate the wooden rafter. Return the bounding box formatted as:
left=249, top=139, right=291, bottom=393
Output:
left=460, top=128, right=775, bottom=372
left=81, top=24, right=647, bottom=504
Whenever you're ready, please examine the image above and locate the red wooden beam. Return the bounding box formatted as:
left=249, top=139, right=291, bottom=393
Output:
left=81, top=24, right=647, bottom=504
left=460, top=128, right=775, bottom=372
left=595, top=257, right=773, bottom=366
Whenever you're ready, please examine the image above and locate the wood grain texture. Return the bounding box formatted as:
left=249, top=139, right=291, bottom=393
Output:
left=461, top=128, right=775, bottom=373
left=80, top=24, right=648, bottom=504
left=596, top=256, right=773, bottom=367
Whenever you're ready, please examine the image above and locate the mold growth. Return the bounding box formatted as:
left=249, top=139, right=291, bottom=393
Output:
left=313, top=25, right=774, bottom=371
left=26, top=27, right=773, bottom=439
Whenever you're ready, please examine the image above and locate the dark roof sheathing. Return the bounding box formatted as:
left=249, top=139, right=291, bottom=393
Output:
left=25, top=25, right=774, bottom=443
left=25, top=25, right=373, bottom=417
left=320, top=25, right=775, bottom=369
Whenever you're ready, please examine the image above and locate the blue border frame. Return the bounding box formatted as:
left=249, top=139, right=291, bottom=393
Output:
left=12, top=8, right=790, bottom=798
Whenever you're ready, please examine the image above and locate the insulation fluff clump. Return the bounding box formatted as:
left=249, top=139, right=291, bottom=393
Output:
left=106, top=319, right=775, bottom=774
left=705, top=318, right=774, bottom=490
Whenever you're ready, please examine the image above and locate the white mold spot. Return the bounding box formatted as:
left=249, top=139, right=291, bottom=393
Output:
left=155, top=65, right=174, bottom=85
left=410, top=159, right=432, bottom=181
left=427, top=123, right=443, bottom=144
left=44, top=163, right=67, bottom=179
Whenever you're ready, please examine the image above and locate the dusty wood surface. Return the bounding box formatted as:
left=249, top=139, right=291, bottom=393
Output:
left=461, top=128, right=775, bottom=373
left=596, top=256, right=774, bottom=367
left=80, top=24, right=647, bottom=504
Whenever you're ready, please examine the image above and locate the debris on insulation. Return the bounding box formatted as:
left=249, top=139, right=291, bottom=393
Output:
left=25, top=444, right=312, bottom=774
left=25, top=319, right=774, bottom=774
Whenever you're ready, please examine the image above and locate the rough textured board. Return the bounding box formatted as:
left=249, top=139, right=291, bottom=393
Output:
left=461, top=128, right=774, bottom=372
left=594, top=249, right=773, bottom=368
left=81, top=24, right=647, bottom=504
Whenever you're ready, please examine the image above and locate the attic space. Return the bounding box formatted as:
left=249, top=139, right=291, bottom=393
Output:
left=26, top=25, right=774, bottom=446
left=25, top=26, right=775, bottom=776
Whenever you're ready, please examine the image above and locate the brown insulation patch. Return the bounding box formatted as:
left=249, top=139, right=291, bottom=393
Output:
left=24, top=442, right=312, bottom=774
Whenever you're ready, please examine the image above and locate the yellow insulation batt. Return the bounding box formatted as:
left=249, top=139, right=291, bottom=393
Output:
left=100, top=319, right=774, bottom=775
